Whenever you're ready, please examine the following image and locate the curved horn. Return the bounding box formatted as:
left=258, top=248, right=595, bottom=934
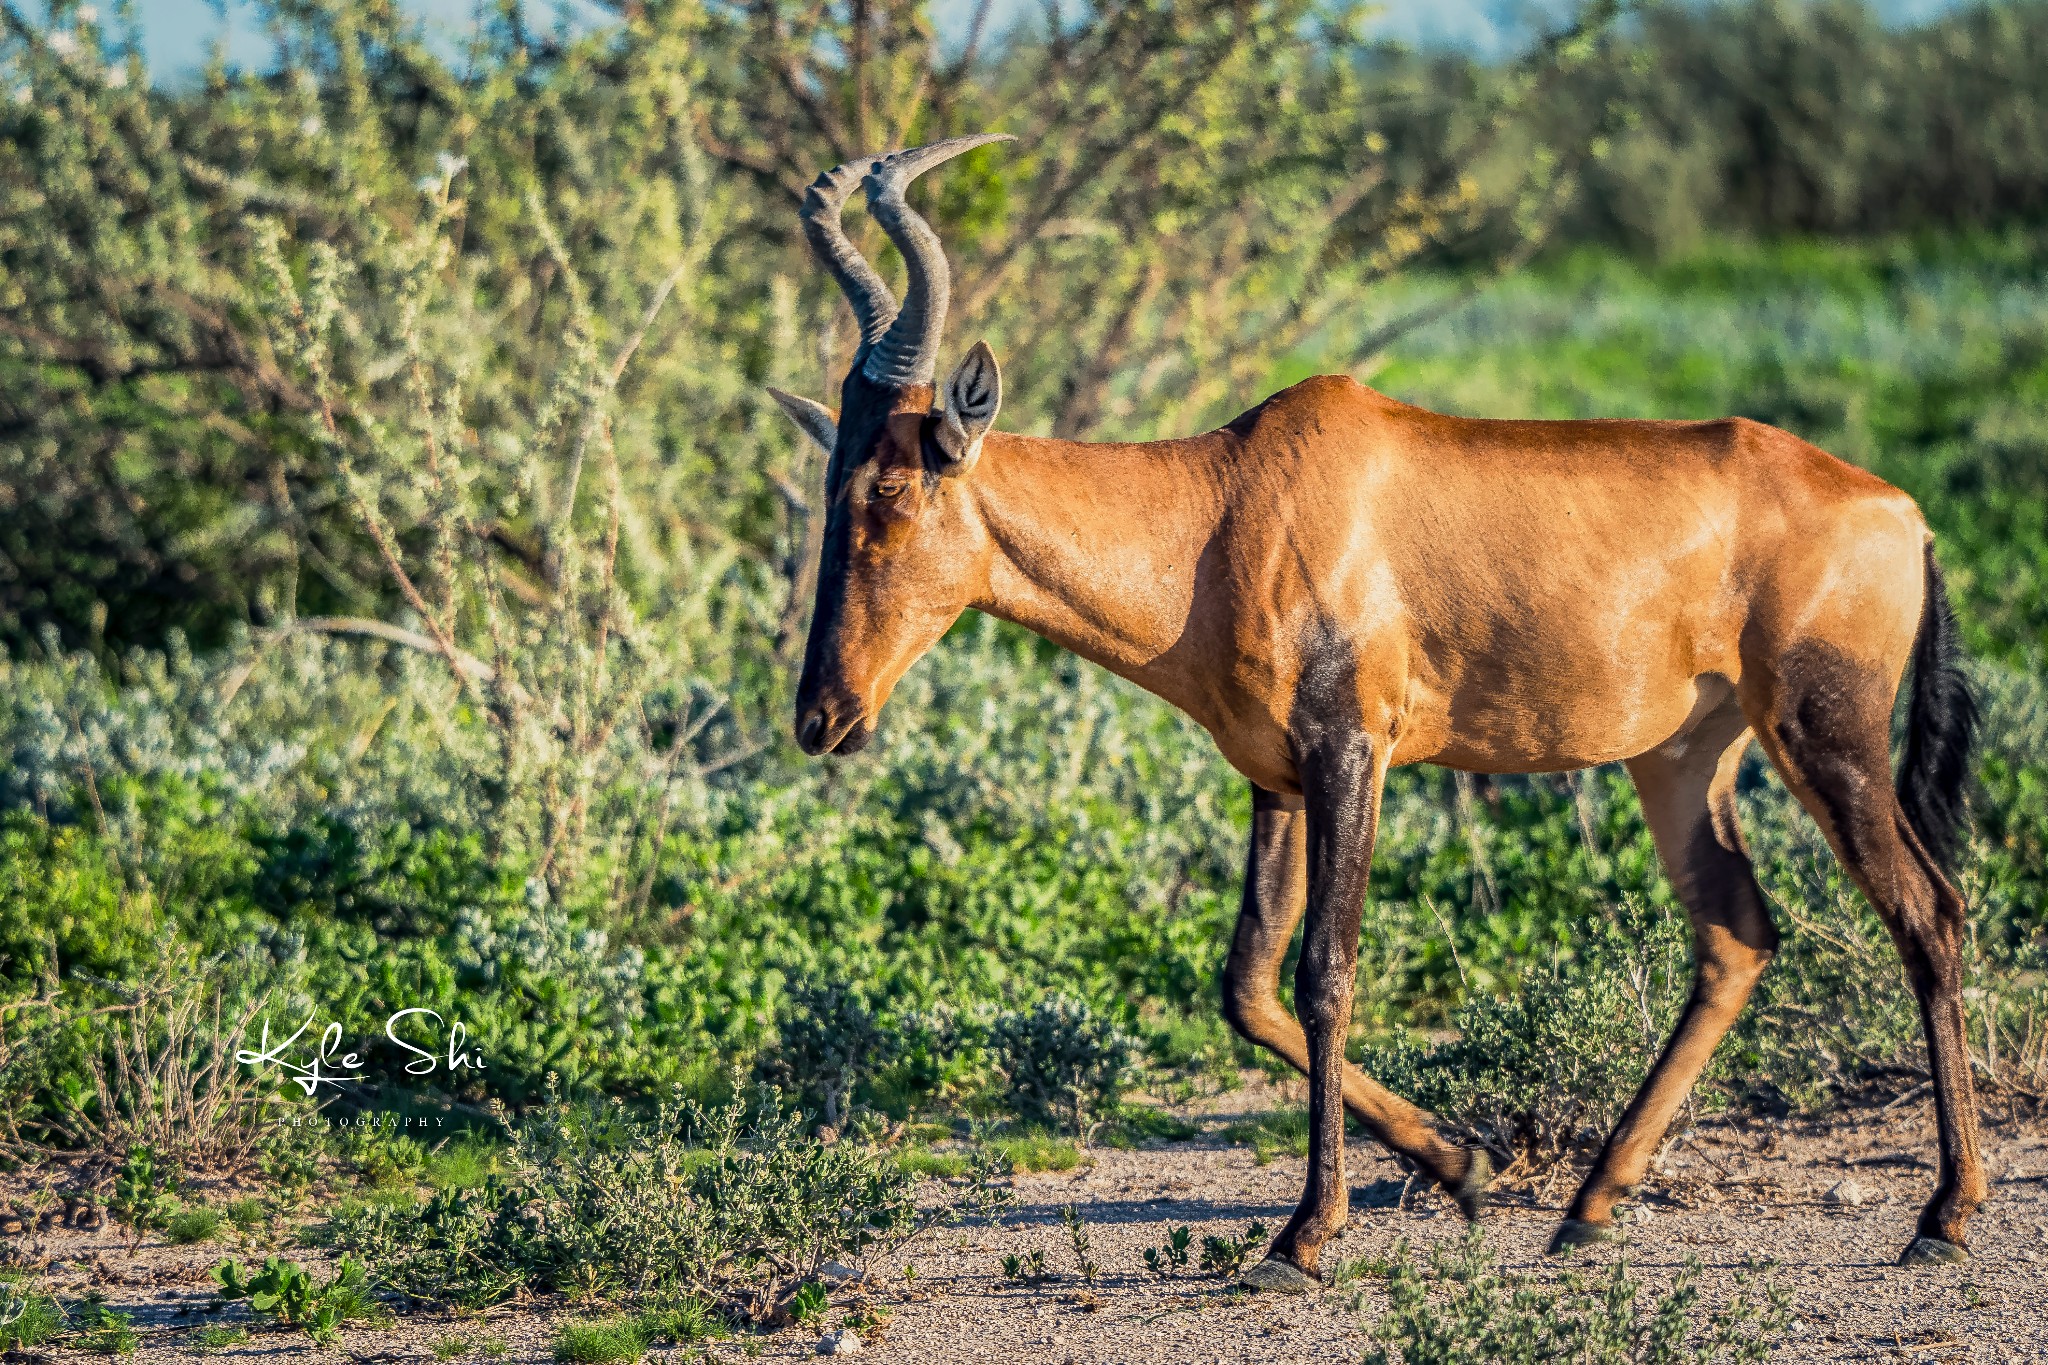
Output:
left=861, top=133, right=1013, bottom=390
left=800, top=157, right=899, bottom=348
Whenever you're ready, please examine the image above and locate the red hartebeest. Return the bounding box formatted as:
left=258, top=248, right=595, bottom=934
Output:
left=769, top=135, right=1983, bottom=1288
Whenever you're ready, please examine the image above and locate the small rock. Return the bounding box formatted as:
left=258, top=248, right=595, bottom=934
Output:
left=1824, top=1179, right=1867, bottom=1207
left=818, top=1328, right=865, bottom=1356
left=1628, top=1204, right=1654, bottom=1224
left=818, top=1260, right=864, bottom=1287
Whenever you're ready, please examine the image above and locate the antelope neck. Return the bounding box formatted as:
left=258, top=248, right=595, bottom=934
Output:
left=967, top=429, right=1229, bottom=695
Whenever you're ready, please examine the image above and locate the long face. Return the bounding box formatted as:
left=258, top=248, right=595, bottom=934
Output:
left=793, top=398, right=987, bottom=756
left=775, top=136, right=1010, bottom=757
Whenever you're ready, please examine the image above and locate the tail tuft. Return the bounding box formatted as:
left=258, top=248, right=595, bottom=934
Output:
left=1897, top=543, right=1978, bottom=876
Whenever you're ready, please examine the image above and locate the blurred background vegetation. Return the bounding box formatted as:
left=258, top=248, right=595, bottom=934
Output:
left=0, top=0, right=2043, bottom=1176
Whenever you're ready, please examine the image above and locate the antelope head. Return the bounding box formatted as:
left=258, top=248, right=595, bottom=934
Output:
left=770, top=134, right=1011, bottom=756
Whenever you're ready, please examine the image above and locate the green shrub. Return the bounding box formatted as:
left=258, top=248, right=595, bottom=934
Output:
left=165, top=1206, right=223, bottom=1245
left=1221, top=1110, right=1312, bottom=1165
left=223, top=1196, right=267, bottom=1234
left=326, top=1087, right=1001, bottom=1309
left=0, top=1283, right=63, bottom=1349
left=190, top=1325, right=249, bottom=1353
left=552, top=1317, right=647, bottom=1364
left=73, top=1301, right=138, bottom=1356
left=1360, top=899, right=1687, bottom=1166
left=787, top=1280, right=829, bottom=1327
left=1143, top=1226, right=1194, bottom=1277
left=988, top=997, right=1135, bottom=1137
left=1360, top=1229, right=1789, bottom=1365
left=108, top=1146, right=173, bottom=1233
left=1198, top=1222, right=1268, bottom=1277
left=986, top=1133, right=1085, bottom=1174
left=757, top=981, right=899, bottom=1132
left=211, top=1255, right=382, bottom=1344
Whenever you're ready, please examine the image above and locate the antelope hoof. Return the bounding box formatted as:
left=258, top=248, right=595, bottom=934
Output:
left=1546, top=1218, right=1618, bottom=1254
left=1451, top=1151, right=1493, bottom=1222
left=1238, top=1256, right=1321, bottom=1295
left=1898, top=1237, right=1968, bottom=1267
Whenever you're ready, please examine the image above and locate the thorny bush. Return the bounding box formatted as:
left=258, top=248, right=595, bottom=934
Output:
left=324, top=1084, right=1011, bottom=1312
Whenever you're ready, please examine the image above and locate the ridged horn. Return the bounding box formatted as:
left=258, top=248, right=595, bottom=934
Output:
left=800, top=157, right=900, bottom=348
left=860, top=133, right=1013, bottom=390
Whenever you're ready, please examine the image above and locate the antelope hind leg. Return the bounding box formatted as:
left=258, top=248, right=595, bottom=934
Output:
left=1554, top=711, right=1775, bottom=1251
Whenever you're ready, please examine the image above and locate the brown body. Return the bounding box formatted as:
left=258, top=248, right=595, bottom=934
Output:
left=959, top=378, right=1923, bottom=786
left=775, top=137, right=1985, bottom=1284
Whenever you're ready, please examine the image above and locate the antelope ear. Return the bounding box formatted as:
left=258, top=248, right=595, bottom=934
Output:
left=934, top=341, right=1001, bottom=476
left=766, top=387, right=838, bottom=455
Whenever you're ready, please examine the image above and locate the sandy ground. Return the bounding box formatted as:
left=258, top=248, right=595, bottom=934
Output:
left=7, top=1091, right=2045, bottom=1363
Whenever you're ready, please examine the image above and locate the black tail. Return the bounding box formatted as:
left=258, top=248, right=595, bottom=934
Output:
left=1896, top=542, right=1978, bottom=876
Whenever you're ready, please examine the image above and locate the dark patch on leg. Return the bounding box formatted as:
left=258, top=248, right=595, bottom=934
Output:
left=1755, top=638, right=1987, bottom=1254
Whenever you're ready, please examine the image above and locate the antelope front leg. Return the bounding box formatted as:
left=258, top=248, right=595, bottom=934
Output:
left=1223, top=786, right=1487, bottom=1210
left=1245, top=725, right=1387, bottom=1290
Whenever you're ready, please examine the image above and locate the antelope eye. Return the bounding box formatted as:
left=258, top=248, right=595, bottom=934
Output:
left=874, top=474, right=911, bottom=500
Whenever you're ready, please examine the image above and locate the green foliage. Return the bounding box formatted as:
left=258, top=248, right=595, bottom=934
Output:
left=211, top=1255, right=380, bottom=1344
left=0, top=1282, right=63, bottom=1350
left=896, top=1147, right=970, bottom=1179
left=999, top=1250, right=1050, bottom=1284
left=190, top=1324, right=250, bottom=1354
left=633, top=1298, right=723, bottom=1345
left=164, top=1205, right=223, bottom=1245
left=552, top=1317, right=648, bottom=1365
left=757, top=981, right=899, bottom=1132
left=787, top=1280, right=829, bottom=1327
left=0, top=0, right=1590, bottom=657
left=108, top=1145, right=172, bottom=1232
left=988, top=996, right=1135, bottom=1137
left=1360, top=1230, right=1789, bottom=1365
left=985, top=1133, right=1085, bottom=1174
left=1552, top=1, right=2048, bottom=252
left=1143, top=1226, right=1194, bottom=1278
left=1060, top=1204, right=1098, bottom=1285
left=72, top=1300, right=139, bottom=1357
left=1360, top=902, right=1683, bottom=1165
left=323, top=1086, right=999, bottom=1309
left=1094, top=1105, right=1200, bottom=1149
left=1221, top=1110, right=1313, bottom=1165
left=223, top=1195, right=268, bottom=1235
left=1198, top=1222, right=1270, bottom=1277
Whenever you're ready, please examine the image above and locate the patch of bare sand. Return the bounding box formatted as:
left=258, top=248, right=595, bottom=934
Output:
left=8, top=1097, right=2044, bottom=1363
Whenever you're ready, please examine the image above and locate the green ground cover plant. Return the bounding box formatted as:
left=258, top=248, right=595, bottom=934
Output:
left=0, top=1280, right=63, bottom=1350
left=189, top=1324, right=250, bottom=1353
left=1360, top=1230, right=1790, bottom=1364
left=324, top=1085, right=1010, bottom=1313
left=164, top=1205, right=223, bottom=1245
left=212, top=1254, right=384, bottom=1344
left=551, top=1317, right=649, bottom=1365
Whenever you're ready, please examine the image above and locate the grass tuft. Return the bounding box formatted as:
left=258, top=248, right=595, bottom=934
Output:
left=165, top=1206, right=224, bottom=1244
left=987, top=1133, right=1087, bottom=1173
left=552, top=1316, right=646, bottom=1364
left=190, top=1324, right=250, bottom=1353
left=1221, top=1110, right=1311, bottom=1165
